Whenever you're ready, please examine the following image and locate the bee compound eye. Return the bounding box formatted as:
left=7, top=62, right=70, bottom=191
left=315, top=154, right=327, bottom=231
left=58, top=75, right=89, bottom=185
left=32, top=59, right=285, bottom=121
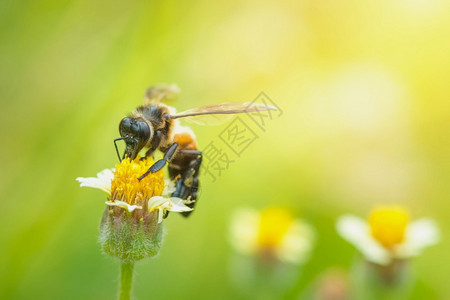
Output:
left=119, top=117, right=132, bottom=135
left=138, top=121, right=150, bottom=140
left=131, top=122, right=140, bottom=133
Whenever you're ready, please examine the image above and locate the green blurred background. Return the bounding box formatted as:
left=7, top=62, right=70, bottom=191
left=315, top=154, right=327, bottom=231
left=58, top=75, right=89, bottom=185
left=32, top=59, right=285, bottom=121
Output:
left=1, top=0, right=449, bottom=299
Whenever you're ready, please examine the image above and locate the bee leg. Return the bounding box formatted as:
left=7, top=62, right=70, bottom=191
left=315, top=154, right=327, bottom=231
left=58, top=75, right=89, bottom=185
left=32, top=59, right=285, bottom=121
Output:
left=138, top=143, right=178, bottom=180
left=170, top=151, right=202, bottom=217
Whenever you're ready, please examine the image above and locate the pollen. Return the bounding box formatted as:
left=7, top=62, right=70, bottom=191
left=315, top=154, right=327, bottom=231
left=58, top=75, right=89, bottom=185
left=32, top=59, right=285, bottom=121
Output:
left=110, top=157, right=165, bottom=207
left=257, top=207, right=294, bottom=248
left=368, top=205, right=410, bottom=249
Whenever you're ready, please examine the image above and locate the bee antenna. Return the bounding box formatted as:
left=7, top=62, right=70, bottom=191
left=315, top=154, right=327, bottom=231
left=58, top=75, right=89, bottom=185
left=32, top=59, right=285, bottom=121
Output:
left=114, top=137, right=125, bottom=162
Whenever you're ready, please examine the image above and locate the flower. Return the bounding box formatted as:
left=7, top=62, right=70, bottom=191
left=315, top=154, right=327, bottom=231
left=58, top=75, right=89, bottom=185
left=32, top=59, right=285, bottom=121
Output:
left=148, top=196, right=193, bottom=223
left=76, top=156, right=191, bottom=222
left=336, top=205, right=440, bottom=265
left=77, top=168, right=114, bottom=194
left=77, top=156, right=193, bottom=262
left=230, top=207, right=315, bottom=265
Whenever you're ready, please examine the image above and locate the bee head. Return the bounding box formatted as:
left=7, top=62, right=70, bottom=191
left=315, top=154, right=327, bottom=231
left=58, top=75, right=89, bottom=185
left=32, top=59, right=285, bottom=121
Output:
left=118, top=117, right=153, bottom=160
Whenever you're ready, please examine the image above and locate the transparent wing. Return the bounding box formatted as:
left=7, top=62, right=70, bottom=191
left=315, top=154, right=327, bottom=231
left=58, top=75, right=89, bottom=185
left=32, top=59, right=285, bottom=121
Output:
left=144, top=84, right=180, bottom=105
left=178, top=114, right=235, bottom=126
left=169, top=102, right=277, bottom=126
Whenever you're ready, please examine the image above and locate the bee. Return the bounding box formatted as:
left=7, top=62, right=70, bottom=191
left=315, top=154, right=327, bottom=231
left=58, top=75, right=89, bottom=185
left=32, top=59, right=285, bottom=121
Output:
left=114, top=84, right=276, bottom=216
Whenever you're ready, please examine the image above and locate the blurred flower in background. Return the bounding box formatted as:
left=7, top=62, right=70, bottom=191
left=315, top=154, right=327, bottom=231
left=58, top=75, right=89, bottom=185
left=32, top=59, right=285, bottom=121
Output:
left=230, top=207, right=315, bottom=265
left=337, top=205, right=440, bottom=266
left=337, top=205, right=440, bottom=298
left=228, top=207, right=315, bottom=298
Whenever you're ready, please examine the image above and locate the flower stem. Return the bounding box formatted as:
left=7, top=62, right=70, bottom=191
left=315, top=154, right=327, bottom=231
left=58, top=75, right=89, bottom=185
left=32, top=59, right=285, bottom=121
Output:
left=119, top=262, right=134, bottom=300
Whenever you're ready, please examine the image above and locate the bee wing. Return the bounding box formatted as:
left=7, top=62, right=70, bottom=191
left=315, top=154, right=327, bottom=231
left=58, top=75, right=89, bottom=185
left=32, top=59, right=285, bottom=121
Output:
left=144, top=84, right=180, bottom=105
left=175, top=113, right=235, bottom=126
left=168, top=102, right=278, bottom=126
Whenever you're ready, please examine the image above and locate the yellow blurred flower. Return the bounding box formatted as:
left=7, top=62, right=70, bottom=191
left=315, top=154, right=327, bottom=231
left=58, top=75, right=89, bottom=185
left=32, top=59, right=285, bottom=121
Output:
left=230, top=207, right=315, bottom=265
left=76, top=156, right=191, bottom=222
left=337, top=205, right=439, bottom=265
left=368, top=206, right=409, bottom=248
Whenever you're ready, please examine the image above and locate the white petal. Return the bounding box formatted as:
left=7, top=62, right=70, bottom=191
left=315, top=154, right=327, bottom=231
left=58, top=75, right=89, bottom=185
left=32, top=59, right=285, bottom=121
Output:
left=276, top=220, right=315, bottom=265
left=147, top=196, right=193, bottom=223
left=76, top=168, right=114, bottom=195
left=395, top=219, right=440, bottom=258
left=336, top=215, right=391, bottom=265
left=148, top=196, right=192, bottom=212
left=229, top=208, right=259, bottom=256
left=168, top=197, right=193, bottom=212
left=157, top=207, right=164, bottom=223
left=97, top=168, right=115, bottom=182
left=162, top=179, right=176, bottom=195
left=148, top=196, right=170, bottom=212
left=105, top=200, right=142, bottom=212
left=77, top=177, right=111, bottom=194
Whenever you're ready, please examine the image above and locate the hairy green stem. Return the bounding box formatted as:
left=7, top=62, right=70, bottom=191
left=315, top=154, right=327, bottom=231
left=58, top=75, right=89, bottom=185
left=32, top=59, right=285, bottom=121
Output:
left=119, top=262, right=134, bottom=300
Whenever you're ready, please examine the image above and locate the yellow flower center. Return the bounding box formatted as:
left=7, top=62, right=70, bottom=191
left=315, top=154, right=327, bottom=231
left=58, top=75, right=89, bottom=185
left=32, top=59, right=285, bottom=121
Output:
left=257, top=207, right=294, bottom=248
left=111, top=157, right=165, bottom=206
left=368, top=205, right=410, bottom=248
